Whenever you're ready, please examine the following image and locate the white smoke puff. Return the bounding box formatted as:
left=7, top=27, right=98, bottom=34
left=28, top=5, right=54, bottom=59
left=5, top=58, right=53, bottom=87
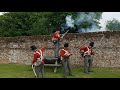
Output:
left=78, top=28, right=86, bottom=33
left=65, top=15, right=75, bottom=28
left=88, top=23, right=98, bottom=32
left=89, top=12, right=96, bottom=19
left=75, top=12, right=99, bottom=33
left=75, top=12, right=86, bottom=25
left=86, top=12, right=96, bottom=23
left=75, top=12, right=96, bottom=25
left=64, top=12, right=99, bottom=33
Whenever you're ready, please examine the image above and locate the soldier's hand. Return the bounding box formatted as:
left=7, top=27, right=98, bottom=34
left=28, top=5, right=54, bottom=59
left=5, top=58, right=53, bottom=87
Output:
left=60, top=37, right=63, bottom=39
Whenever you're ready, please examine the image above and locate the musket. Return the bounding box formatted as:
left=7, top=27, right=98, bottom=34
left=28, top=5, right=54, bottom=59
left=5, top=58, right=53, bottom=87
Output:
left=32, top=64, right=37, bottom=78
left=61, top=30, right=69, bottom=39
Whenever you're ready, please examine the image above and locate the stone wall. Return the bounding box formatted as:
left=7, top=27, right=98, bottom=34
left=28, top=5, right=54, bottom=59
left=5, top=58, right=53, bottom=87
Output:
left=0, top=31, right=120, bottom=67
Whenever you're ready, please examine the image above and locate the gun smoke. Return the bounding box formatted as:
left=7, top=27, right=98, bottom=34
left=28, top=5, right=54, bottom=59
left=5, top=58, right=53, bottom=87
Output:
left=62, top=12, right=100, bottom=33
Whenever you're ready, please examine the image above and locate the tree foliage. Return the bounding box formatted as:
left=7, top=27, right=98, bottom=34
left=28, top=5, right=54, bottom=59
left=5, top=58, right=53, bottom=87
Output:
left=106, top=19, right=120, bottom=31
left=0, top=12, right=103, bottom=37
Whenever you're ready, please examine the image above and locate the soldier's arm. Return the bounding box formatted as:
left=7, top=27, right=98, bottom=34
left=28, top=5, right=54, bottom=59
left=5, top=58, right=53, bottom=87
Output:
left=79, top=47, right=85, bottom=57
left=61, top=50, right=69, bottom=58
left=32, top=54, right=38, bottom=64
left=91, top=49, right=94, bottom=55
left=55, top=33, right=60, bottom=38
left=79, top=47, right=85, bottom=53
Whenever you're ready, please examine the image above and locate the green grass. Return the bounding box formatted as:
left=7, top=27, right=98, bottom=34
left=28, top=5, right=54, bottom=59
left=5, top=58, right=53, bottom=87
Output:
left=0, top=64, right=120, bottom=78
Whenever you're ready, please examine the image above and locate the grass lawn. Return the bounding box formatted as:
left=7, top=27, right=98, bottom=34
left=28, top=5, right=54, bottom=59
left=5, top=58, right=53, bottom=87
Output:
left=0, top=64, right=120, bottom=78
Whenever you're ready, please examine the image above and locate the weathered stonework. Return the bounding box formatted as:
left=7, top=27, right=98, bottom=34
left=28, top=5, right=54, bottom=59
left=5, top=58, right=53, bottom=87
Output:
left=0, top=31, right=120, bottom=67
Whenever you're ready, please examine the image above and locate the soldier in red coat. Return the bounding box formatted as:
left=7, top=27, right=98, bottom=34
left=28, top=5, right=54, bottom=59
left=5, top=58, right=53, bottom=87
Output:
left=30, top=45, right=45, bottom=78
left=59, top=43, right=73, bottom=78
left=79, top=42, right=94, bottom=74
left=52, top=29, right=62, bottom=58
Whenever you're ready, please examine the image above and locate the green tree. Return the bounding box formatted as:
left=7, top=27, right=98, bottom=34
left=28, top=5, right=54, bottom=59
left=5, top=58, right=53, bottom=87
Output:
left=106, top=19, right=120, bottom=31
left=0, top=12, right=103, bottom=37
left=75, top=12, right=102, bottom=32
left=0, top=12, right=39, bottom=36
left=46, top=12, right=76, bottom=34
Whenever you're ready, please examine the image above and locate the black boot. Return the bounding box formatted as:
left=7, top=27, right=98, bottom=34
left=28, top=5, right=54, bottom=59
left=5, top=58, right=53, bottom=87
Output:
left=69, top=74, right=74, bottom=76
left=84, top=71, right=89, bottom=74
left=88, top=70, right=93, bottom=72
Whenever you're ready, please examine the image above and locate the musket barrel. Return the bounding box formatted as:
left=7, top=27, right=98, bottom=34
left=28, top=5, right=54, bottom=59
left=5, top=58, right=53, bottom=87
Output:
left=61, top=30, right=69, bottom=38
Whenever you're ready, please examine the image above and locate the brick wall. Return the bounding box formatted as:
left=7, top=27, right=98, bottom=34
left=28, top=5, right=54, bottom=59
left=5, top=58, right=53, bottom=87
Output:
left=0, top=31, right=120, bottom=67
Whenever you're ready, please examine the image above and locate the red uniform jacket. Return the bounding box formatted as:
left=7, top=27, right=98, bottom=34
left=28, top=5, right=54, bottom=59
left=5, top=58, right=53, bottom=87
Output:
left=59, top=48, right=72, bottom=60
left=52, top=32, right=60, bottom=41
left=80, top=46, right=93, bottom=56
left=32, top=48, right=45, bottom=65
